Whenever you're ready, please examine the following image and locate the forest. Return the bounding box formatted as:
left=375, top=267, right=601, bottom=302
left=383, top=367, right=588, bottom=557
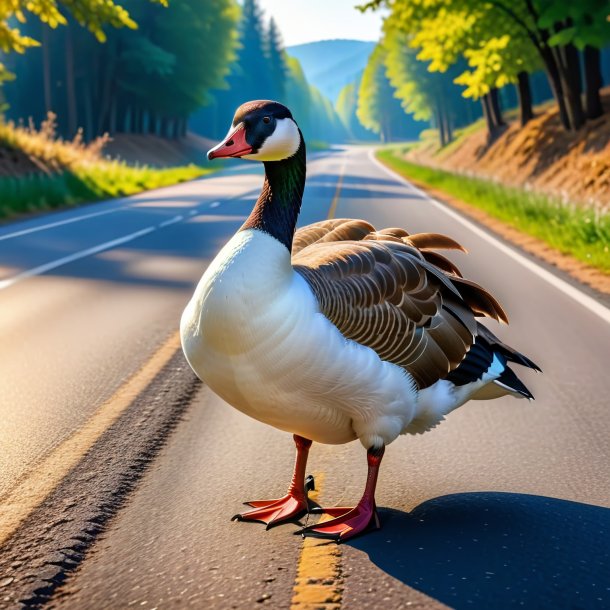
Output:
left=353, top=0, right=610, bottom=145
left=0, top=0, right=345, bottom=144
left=0, top=1, right=609, bottom=149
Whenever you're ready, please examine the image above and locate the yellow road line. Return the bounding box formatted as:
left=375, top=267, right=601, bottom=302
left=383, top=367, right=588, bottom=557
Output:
left=291, top=473, right=344, bottom=610
left=326, top=162, right=346, bottom=220
left=0, top=331, right=181, bottom=546
left=290, top=159, right=350, bottom=609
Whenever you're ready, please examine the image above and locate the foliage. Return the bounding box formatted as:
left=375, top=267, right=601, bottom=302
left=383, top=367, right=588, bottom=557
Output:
left=357, top=44, right=422, bottom=141
left=538, top=0, right=610, bottom=49
left=381, top=18, right=477, bottom=145
left=2, top=0, right=239, bottom=138
left=227, top=0, right=273, bottom=101
left=336, top=80, right=376, bottom=141
left=266, top=17, right=287, bottom=100
left=191, top=2, right=347, bottom=145
left=376, top=147, right=610, bottom=274
left=0, top=0, right=167, bottom=79
left=361, top=0, right=610, bottom=131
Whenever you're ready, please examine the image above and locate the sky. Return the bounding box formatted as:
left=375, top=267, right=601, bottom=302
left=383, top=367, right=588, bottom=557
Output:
left=256, top=0, right=385, bottom=47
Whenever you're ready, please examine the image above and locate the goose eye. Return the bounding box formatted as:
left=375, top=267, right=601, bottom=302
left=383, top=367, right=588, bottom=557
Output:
left=263, top=116, right=271, bottom=124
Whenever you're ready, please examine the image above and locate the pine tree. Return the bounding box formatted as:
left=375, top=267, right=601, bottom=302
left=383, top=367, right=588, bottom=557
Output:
left=266, top=17, right=287, bottom=101
left=234, top=0, right=273, bottom=100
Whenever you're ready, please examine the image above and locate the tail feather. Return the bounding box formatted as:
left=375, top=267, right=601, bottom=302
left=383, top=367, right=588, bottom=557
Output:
left=476, top=323, right=542, bottom=372
left=495, top=366, right=535, bottom=400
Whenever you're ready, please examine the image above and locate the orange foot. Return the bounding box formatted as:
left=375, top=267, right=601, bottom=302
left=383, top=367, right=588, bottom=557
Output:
left=297, top=502, right=381, bottom=542
left=232, top=491, right=310, bottom=529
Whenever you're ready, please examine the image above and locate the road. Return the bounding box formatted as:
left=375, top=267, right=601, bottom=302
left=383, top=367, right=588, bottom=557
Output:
left=0, top=146, right=609, bottom=610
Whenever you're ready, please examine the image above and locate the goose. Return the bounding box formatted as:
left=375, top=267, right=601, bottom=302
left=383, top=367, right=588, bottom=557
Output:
left=180, top=100, right=541, bottom=542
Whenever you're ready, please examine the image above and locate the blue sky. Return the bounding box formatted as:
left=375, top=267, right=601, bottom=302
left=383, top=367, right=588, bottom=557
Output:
left=256, top=0, right=385, bottom=47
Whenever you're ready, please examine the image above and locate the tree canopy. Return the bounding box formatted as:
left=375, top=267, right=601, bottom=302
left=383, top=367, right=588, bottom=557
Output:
left=360, top=0, right=610, bottom=132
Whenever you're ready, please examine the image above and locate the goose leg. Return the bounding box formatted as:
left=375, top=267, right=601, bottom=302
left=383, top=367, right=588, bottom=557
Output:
left=232, top=434, right=313, bottom=529
left=297, top=444, right=385, bottom=542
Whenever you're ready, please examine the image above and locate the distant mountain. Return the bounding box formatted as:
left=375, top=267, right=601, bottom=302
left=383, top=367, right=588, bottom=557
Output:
left=287, top=39, right=376, bottom=103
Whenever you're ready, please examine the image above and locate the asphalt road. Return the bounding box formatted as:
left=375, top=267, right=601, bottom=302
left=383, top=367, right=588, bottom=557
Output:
left=1, top=146, right=609, bottom=610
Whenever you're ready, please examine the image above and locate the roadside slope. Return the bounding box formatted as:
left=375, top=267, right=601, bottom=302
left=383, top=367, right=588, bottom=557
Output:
left=408, top=88, right=610, bottom=209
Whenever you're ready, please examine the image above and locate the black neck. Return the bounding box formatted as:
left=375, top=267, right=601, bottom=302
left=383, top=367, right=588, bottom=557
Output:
left=240, top=138, right=306, bottom=250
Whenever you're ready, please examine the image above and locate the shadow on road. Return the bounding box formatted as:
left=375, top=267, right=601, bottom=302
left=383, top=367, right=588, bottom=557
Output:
left=350, top=492, right=610, bottom=609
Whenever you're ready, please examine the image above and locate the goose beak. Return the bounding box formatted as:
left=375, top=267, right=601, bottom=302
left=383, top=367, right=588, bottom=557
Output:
left=207, top=123, right=253, bottom=160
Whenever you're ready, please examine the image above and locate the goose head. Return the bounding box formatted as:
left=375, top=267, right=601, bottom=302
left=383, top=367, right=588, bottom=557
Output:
left=207, top=100, right=302, bottom=162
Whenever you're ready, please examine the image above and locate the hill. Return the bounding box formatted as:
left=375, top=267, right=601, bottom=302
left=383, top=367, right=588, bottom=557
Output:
left=287, top=39, right=375, bottom=103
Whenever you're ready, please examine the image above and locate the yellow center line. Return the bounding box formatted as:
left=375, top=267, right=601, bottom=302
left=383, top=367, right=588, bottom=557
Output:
left=291, top=473, right=344, bottom=610
left=290, top=158, right=351, bottom=608
left=0, top=331, right=181, bottom=546
left=326, top=161, right=347, bottom=220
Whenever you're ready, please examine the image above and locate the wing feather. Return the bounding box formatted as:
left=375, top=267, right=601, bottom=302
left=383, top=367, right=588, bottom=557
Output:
left=292, top=218, right=507, bottom=388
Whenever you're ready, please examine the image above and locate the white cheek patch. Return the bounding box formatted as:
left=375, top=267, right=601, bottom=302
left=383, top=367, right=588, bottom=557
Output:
left=243, top=118, right=301, bottom=161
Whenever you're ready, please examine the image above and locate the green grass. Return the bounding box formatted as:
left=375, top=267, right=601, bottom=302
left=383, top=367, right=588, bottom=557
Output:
left=0, top=114, right=215, bottom=220
left=307, top=139, right=331, bottom=151
left=376, top=147, right=610, bottom=274
left=0, top=162, right=211, bottom=220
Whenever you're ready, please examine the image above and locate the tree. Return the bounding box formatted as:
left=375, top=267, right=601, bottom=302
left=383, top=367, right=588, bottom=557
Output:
left=336, top=80, right=377, bottom=141
left=537, top=1, right=610, bottom=120
left=266, top=17, right=287, bottom=100
left=230, top=0, right=273, bottom=101
left=0, top=0, right=167, bottom=81
left=357, top=44, right=424, bottom=143
left=360, top=0, right=610, bottom=131
left=383, top=19, right=476, bottom=145
left=3, top=0, right=239, bottom=139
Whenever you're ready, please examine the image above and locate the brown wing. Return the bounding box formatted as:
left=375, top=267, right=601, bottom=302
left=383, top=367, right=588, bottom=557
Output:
left=292, top=219, right=376, bottom=255
left=292, top=219, right=507, bottom=389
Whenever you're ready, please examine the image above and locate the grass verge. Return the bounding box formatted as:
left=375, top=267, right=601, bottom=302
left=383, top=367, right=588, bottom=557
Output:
left=0, top=114, right=214, bottom=220
left=0, top=163, right=211, bottom=220
left=376, top=147, right=610, bottom=275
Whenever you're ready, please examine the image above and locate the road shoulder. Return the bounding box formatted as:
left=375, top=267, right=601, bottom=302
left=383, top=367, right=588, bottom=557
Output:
left=374, top=149, right=610, bottom=298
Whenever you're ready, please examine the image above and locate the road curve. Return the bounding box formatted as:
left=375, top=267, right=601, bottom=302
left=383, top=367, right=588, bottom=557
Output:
left=1, top=146, right=609, bottom=609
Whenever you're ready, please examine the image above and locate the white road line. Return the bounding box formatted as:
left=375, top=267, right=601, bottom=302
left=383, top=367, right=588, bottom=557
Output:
left=370, top=149, right=610, bottom=325
left=188, top=210, right=198, bottom=216
left=210, top=201, right=220, bottom=208
left=0, top=226, right=156, bottom=291
left=158, top=214, right=184, bottom=228
left=0, top=207, right=123, bottom=242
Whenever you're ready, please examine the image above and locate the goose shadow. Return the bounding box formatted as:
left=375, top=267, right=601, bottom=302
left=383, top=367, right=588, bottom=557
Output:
left=348, top=492, right=610, bottom=609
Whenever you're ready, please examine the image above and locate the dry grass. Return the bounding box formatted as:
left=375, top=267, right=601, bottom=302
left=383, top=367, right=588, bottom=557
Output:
left=0, top=114, right=212, bottom=220
left=406, top=88, right=610, bottom=210
left=0, top=113, right=109, bottom=175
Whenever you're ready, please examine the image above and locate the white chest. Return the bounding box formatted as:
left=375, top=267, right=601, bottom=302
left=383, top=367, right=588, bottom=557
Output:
left=180, top=229, right=417, bottom=446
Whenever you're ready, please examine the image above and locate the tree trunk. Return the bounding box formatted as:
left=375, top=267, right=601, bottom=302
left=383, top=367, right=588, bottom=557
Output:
left=109, top=97, right=117, bottom=134
left=435, top=101, right=446, bottom=147
left=97, top=39, right=118, bottom=134
left=564, top=43, right=585, bottom=129
left=124, top=106, right=132, bottom=133
left=42, top=26, right=52, bottom=113
left=65, top=26, right=78, bottom=136
left=489, top=88, right=505, bottom=127
left=539, top=45, right=571, bottom=129
left=443, top=109, right=453, bottom=144
left=84, top=85, right=93, bottom=141
left=552, top=40, right=585, bottom=130
left=516, top=71, right=534, bottom=127
left=481, top=94, right=495, bottom=139
left=584, top=46, right=603, bottom=120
